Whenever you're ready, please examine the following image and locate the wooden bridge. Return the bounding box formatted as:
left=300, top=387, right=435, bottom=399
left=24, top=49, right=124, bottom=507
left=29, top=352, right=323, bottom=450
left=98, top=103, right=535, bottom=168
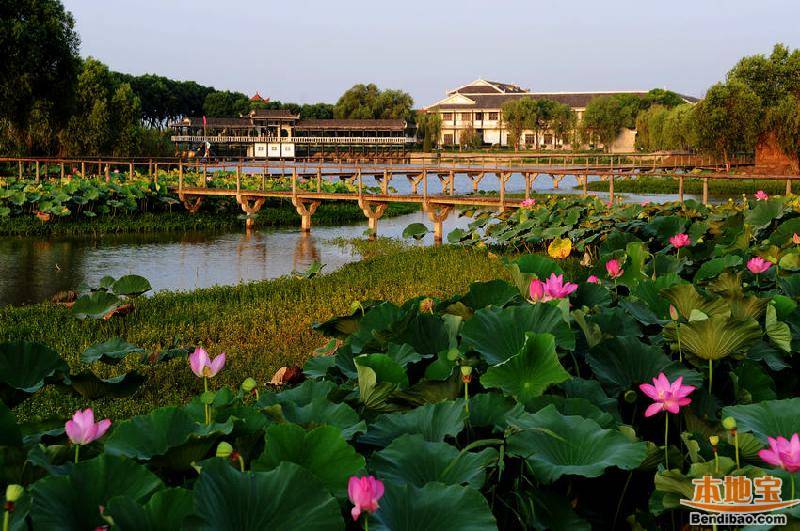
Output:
left=1, top=155, right=795, bottom=243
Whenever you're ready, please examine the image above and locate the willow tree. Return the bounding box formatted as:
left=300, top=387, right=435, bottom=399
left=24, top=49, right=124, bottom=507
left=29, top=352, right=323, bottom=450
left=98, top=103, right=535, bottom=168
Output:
left=692, top=81, right=761, bottom=169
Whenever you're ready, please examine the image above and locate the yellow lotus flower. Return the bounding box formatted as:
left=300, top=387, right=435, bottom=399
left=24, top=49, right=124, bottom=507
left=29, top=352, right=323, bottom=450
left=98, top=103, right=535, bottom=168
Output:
left=548, top=238, right=572, bottom=259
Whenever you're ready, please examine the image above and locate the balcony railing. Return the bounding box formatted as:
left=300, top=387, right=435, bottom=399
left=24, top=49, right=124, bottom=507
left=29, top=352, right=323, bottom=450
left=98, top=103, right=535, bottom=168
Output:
left=170, top=135, right=413, bottom=145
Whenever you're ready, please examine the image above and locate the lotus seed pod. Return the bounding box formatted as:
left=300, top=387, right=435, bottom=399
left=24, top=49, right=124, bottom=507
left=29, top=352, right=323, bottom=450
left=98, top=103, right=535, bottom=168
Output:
left=216, top=442, right=233, bottom=458
left=460, top=366, right=473, bottom=376
left=5, top=484, right=23, bottom=503
left=722, top=417, right=737, bottom=430
left=241, top=377, right=257, bottom=392
left=624, top=389, right=637, bottom=403
left=709, top=435, right=719, bottom=446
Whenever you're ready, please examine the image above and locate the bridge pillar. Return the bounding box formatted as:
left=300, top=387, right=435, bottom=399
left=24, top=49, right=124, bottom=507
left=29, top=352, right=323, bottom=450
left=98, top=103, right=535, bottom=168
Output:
left=237, top=195, right=266, bottom=230
left=293, top=198, right=321, bottom=232
left=551, top=174, right=564, bottom=189
left=408, top=172, right=424, bottom=194
left=468, top=172, right=485, bottom=192
left=424, top=203, right=453, bottom=244
left=359, top=199, right=388, bottom=240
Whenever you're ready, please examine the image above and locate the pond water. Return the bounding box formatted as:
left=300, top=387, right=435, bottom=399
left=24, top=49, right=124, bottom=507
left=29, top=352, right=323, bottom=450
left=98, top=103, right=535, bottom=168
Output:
left=0, top=173, right=703, bottom=307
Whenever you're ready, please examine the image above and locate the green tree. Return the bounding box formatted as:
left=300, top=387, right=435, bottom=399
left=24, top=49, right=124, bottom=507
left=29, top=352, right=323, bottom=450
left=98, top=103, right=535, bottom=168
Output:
left=581, top=95, right=639, bottom=151
left=768, top=94, right=800, bottom=172
left=60, top=58, right=115, bottom=155
left=727, top=43, right=800, bottom=110
left=661, top=103, right=697, bottom=151
left=111, top=83, right=142, bottom=156
left=417, top=113, right=442, bottom=152
left=501, top=98, right=529, bottom=150
left=550, top=103, right=577, bottom=147
left=333, top=84, right=413, bottom=120
left=692, top=81, right=761, bottom=169
left=0, top=0, right=80, bottom=154
left=635, top=105, right=669, bottom=151
left=459, top=124, right=482, bottom=149
left=300, top=103, right=334, bottom=119
left=203, top=91, right=250, bottom=117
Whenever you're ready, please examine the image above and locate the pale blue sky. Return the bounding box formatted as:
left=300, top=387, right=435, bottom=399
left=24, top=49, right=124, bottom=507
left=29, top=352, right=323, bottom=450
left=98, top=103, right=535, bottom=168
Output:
left=63, top=0, right=799, bottom=107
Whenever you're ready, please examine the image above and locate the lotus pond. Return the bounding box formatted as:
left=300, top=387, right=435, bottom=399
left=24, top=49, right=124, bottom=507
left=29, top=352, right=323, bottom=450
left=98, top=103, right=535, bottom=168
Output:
left=2, top=192, right=800, bottom=529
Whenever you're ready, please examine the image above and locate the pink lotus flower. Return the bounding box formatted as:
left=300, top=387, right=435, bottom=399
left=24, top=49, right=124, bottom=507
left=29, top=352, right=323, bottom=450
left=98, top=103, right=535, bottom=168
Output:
left=189, top=348, right=226, bottom=378
left=755, top=190, right=769, bottom=201
left=542, top=273, right=578, bottom=299
left=348, top=475, right=384, bottom=521
left=65, top=408, right=111, bottom=445
left=759, top=433, right=800, bottom=473
left=669, top=304, right=679, bottom=321
left=529, top=278, right=547, bottom=302
left=641, top=201, right=650, bottom=206
left=605, top=259, right=624, bottom=279
left=639, top=372, right=696, bottom=417
left=747, top=257, right=772, bottom=274
left=669, top=233, right=690, bottom=249
left=793, top=232, right=800, bottom=245
left=587, top=275, right=600, bottom=284
left=520, top=198, right=536, bottom=207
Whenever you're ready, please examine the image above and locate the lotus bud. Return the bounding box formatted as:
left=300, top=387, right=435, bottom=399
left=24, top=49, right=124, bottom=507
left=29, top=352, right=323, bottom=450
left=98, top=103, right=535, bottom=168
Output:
left=419, top=298, right=435, bottom=314
left=5, top=484, right=23, bottom=503
left=241, top=377, right=257, bottom=393
left=216, top=441, right=233, bottom=459
left=709, top=435, right=719, bottom=446
left=669, top=305, right=679, bottom=321
left=623, top=389, right=637, bottom=403
left=722, top=417, right=737, bottom=430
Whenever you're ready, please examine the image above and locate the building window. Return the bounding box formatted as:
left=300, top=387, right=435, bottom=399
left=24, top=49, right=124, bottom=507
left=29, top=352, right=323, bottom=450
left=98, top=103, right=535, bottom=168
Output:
left=442, top=113, right=453, bottom=121
left=524, top=134, right=536, bottom=146
left=487, top=112, right=499, bottom=120
left=474, top=112, right=483, bottom=121
left=443, top=133, right=454, bottom=145
left=460, top=113, right=472, bottom=122
left=544, top=134, right=553, bottom=145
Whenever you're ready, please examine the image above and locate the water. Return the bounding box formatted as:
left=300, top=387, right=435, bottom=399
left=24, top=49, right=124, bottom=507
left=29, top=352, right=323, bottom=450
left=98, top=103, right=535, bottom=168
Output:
left=0, top=171, right=701, bottom=307
left=0, top=211, right=474, bottom=307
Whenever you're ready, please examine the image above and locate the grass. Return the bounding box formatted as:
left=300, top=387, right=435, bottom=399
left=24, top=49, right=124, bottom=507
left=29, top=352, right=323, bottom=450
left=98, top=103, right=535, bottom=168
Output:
left=0, top=200, right=419, bottom=237
left=2, top=244, right=588, bottom=422
left=581, top=176, right=793, bottom=197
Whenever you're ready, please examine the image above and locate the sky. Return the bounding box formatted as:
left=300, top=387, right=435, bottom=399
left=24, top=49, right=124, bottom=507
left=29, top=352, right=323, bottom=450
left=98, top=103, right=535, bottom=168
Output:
left=63, top=0, right=799, bottom=107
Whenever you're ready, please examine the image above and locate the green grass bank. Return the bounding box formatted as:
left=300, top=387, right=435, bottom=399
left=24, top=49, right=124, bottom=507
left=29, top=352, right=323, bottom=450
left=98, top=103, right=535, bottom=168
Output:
left=0, top=243, right=589, bottom=422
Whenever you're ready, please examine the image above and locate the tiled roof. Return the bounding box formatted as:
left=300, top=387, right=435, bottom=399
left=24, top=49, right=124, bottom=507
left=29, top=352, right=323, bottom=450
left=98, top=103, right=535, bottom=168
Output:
left=250, top=109, right=298, bottom=119
left=429, top=91, right=698, bottom=110
left=175, top=117, right=253, bottom=128
left=295, top=119, right=405, bottom=131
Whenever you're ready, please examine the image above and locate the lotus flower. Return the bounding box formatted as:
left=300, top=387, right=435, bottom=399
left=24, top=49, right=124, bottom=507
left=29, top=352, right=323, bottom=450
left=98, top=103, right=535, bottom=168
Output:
left=747, top=257, right=772, bottom=274
left=189, top=348, right=226, bottom=378
left=755, top=190, right=769, bottom=201
left=669, top=233, right=690, bottom=249
left=543, top=273, right=578, bottom=299
left=529, top=278, right=547, bottom=302
left=520, top=198, right=536, bottom=207
left=758, top=433, right=800, bottom=473
left=348, top=475, right=384, bottom=521
left=605, top=259, right=624, bottom=279
left=639, top=372, right=695, bottom=417
left=641, top=201, right=650, bottom=206
left=65, top=408, right=111, bottom=445
left=587, top=275, right=600, bottom=284
left=793, top=232, right=800, bottom=245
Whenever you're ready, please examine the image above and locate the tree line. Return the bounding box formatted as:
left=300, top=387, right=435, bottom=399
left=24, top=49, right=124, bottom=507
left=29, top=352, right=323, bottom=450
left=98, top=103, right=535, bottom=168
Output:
left=0, top=1, right=414, bottom=158
left=585, top=44, right=800, bottom=168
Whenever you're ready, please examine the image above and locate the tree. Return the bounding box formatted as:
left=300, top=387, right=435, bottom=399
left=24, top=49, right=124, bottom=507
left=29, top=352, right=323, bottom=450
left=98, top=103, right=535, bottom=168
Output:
left=417, top=113, right=442, bottom=152
left=333, top=84, right=413, bottom=121
left=635, top=105, right=669, bottom=151
left=581, top=95, right=639, bottom=151
left=0, top=0, right=80, bottom=153
left=60, top=58, right=115, bottom=155
left=768, top=94, right=800, bottom=172
left=111, top=83, right=142, bottom=156
left=300, top=103, right=334, bottom=119
left=550, top=103, right=577, bottom=147
left=727, top=43, right=800, bottom=110
left=203, top=91, right=250, bottom=117
left=692, top=81, right=761, bottom=169
left=661, top=103, right=697, bottom=151
left=459, top=124, right=482, bottom=150
left=501, top=98, right=528, bottom=150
